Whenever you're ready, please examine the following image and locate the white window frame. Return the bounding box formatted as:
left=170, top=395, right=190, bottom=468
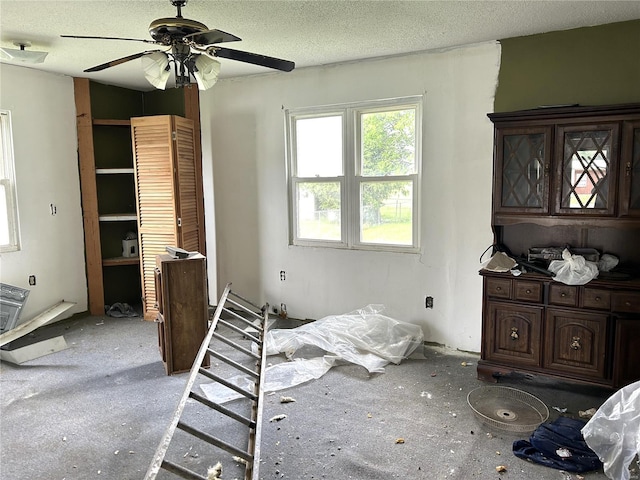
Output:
left=0, top=110, right=21, bottom=252
left=285, top=96, right=422, bottom=253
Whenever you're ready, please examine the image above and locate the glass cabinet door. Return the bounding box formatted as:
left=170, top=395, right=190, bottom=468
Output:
left=494, top=127, right=552, bottom=215
left=619, top=120, right=640, bottom=217
left=554, top=124, right=619, bottom=216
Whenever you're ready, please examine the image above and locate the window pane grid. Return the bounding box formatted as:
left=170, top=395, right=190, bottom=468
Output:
left=0, top=110, right=19, bottom=252
left=287, top=97, right=421, bottom=251
left=359, top=108, right=417, bottom=177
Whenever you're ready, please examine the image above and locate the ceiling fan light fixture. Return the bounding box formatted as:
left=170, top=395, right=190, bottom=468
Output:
left=0, top=42, right=48, bottom=64
left=141, top=51, right=171, bottom=89
left=191, top=54, right=221, bottom=91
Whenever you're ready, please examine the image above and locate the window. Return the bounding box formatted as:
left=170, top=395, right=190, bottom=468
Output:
left=0, top=110, right=20, bottom=252
left=286, top=97, right=422, bottom=252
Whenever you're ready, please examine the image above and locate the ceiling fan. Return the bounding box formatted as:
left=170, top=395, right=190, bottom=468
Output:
left=61, top=0, right=295, bottom=90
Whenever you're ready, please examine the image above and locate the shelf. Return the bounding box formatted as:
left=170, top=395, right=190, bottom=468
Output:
left=93, top=119, right=131, bottom=126
left=96, top=168, right=134, bottom=174
left=99, top=213, right=137, bottom=222
left=103, top=256, right=140, bottom=267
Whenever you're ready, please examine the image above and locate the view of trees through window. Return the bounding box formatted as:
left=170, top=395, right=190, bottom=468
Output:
left=289, top=99, right=420, bottom=249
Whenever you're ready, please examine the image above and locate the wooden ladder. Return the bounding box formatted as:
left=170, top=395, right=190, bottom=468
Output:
left=144, top=283, right=269, bottom=480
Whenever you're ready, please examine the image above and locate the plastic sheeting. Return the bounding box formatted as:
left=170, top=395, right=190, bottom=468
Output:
left=265, top=304, right=424, bottom=373
left=201, top=305, right=424, bottom=403
left=548, top=248, right=599, bottom=285
left=581, top=381, right=640, bottom=480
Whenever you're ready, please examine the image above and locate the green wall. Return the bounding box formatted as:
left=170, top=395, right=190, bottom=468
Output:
left=495, top=19, right=640, bottom=112
left=89, top=80, right=187, bottom=118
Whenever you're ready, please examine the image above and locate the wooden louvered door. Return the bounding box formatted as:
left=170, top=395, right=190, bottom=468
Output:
left=173, top=117, right=201, bottom=252
left=132, top=115, right=203, bottom=320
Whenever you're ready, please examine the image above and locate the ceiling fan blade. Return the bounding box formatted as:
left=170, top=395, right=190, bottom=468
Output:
left=211, top=47, right=295, bottom=72
left=84, top=50, right=164, bottom=72
left=184, top=29, right=241, bottom=45
left=61, top=34, right=158, bottom=44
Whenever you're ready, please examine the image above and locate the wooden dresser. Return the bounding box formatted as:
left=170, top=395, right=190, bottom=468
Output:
left=155, top=253, right=209, bottom=375
left=479, top=103, right=640, bottom=388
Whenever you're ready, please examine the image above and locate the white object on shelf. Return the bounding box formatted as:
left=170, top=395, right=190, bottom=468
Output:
left=122, top=238, right=139, bottom=258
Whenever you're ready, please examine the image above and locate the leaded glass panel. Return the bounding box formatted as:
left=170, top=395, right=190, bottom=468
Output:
left=501, top=134, right=545, bottom=208
left=561, top=130, right=611, bottom=209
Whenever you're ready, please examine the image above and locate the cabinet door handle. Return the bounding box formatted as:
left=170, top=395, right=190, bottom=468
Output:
left=570, top=336, right=581, bottom=350
left=511, top=327, right=519, bottom=340
left=627, top=161, right=632, bottom=177
left=544, top=163, right=550, bottom=177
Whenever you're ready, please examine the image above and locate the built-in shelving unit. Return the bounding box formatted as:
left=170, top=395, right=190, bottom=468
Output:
left=74, top=78, right=204, bottom=316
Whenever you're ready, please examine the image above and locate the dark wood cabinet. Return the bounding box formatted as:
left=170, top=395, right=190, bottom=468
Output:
left=489, top=103, right=640, bottom=228
left=480, top=103, right=640, bottom=389
left=619, top=119, right=640, bottom=217
left=483, top=300, right=543, bottom=368
left=480, top=272, right=640, bottom=388
left=493, top=126, right=552, bottom=216
left=614, top=318, right=640, bottom=387
left=155, top=254, right=209, bottom=375
left=544, top=308, right=608, bottom=380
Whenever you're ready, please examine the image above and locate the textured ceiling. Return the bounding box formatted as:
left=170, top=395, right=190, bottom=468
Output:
left=1, top=0, right=639, bottom=91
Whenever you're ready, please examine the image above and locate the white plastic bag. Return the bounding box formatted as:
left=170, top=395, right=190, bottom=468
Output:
left=548, top=248, right=599, bottom=285
left=581, top=381, right=640, bottom=480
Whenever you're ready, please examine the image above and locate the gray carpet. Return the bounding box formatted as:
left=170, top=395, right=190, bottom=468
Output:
left=0, top=313, right=623, bottom=480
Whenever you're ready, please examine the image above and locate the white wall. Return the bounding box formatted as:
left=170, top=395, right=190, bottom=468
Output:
left=201, top=42, right=500, bottom=352
left=0, top=64, right=87, bottom=322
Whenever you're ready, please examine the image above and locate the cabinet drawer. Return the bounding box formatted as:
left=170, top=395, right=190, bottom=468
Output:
left=582, top=288, right=611, bottom=310
left=486, top=278, right=512, bottom=299
left=549, top=284, right=578, bottom=307
left=514, top=281, right=543, bottom=303
left=612, top=292, right=640, bottom=313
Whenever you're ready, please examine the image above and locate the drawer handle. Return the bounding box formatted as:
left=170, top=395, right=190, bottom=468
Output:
left=511, top=327, right=519, bottom=340
left=626, top=301, right=632, bottom=307
left=570, top=336, right=581, bottom=350
left=496, top=287, right=502, bottom=292
left=561, top=292, right=567, bottom=298
left=594, top=296, right=601, bottom=302
left=525, top=289, right=532, bottom=294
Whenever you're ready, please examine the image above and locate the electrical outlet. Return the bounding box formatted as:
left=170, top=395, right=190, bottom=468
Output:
left=28, top=275, right=36, bottom=286
left=425, top=296, right=434, bottom=308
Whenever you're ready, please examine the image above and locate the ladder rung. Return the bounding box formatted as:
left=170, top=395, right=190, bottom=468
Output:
left=198, top=367, right=258, bottom=401
left=189, top=391, right=256, bottom=428
left=177, top=421, right=253, bottom=462
left=219, top=307, right=263, bottom=334
left=144, top=284, right=268, bottom=480
left=217, top=317, right=261, bottom=345
left=207, top=349, right=260, bottom=379
left=161, top=459, right=207, bottom=480
left=222, top=303, right=264, bottom=330
left=212, top=332, right=261, bottom=359
left=227, top=292, right=264, bottom=318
